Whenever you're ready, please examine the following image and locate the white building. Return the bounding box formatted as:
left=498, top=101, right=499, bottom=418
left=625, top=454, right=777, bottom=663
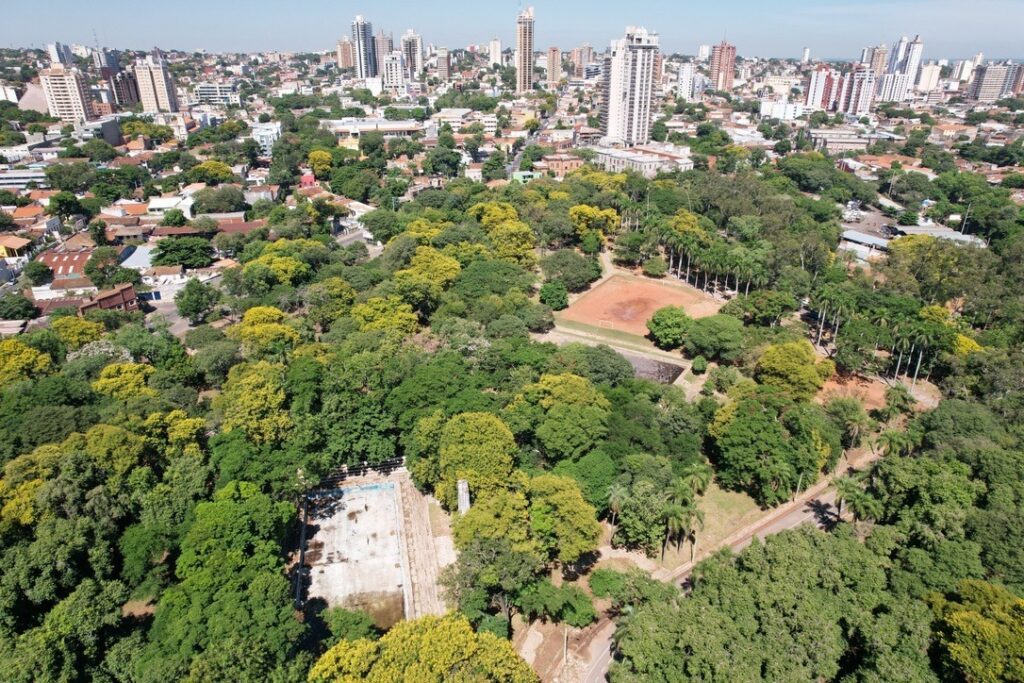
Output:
left=194, top=82, right=241, bottom=107
left=759, top=99, right=804, bottom=121
left=879, top=35, right=923, bottom=101
left=600, top=26, right=659, bottom=146
left=801, top=47, right=811, bottom=64
left=837, top=64, right=876, bottom=116
left=970, top=64, right=1013, bottom=102
left=591, top=142, right=693, bottom=177
left=677, top=62, right=696, bottom=101
left=46, top=42, right=73, bottom=65
left=40, top=65, right=93, bottom=122
left=489, top=38, right=503, bottom=68
left=697, top=44, right=710, bottom=62
left=382, top=51, right=407, bottom=93
left=916, top=63, right=942, bottom=93
left=352, top=15, right=377, bottom=79
left=805, top=65, right=840, bottom=110
left=250, top=121, right=282, bottom=156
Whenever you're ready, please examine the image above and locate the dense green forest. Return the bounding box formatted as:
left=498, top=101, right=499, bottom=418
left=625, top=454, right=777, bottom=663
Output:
left=1, top=143, right=1023, bottom=681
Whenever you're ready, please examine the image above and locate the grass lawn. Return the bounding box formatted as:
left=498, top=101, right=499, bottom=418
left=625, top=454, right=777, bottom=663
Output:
left=552, top=315, right=666, bottom=353
left=657, top=481, right=763, bottom=570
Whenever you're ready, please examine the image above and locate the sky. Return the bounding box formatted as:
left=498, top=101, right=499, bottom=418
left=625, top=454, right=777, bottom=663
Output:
left=4, top=0, right=1023, bottom=60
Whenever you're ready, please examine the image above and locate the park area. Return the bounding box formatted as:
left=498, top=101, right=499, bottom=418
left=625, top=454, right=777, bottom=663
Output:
left=559, top=274, right=723, bottom=338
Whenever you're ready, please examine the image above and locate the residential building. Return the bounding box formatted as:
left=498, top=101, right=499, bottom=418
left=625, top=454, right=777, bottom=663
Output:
left=436, top=47, right=451, bottom=81
left=600, top=26, right=659, bottom=146
left=571, top=44, right=594, bottom=78
left=78, top=283, right=140, bottom=315
left=134, top=55, right=179, bottom=112
left=489, top=38, right=502, bottom=68
left=677, top=62, right=696, bottom=101
left=860, top=44, right=889, bottom=79
left=40, top=65, right=94, bottom=122
left=352, top=15, right=378, bottom=79
left=401, top=30, right=424, bottom=80
left=92, top=48, right=120, bottom=72
left=969, top=64, right=1012, bottom=102
left=801, top=47, right=811, bottom=64
left=251, top=121, right=282, bottom=156
left=952, top=58, right=976, bottom=82
left=336, top=36, right=355, bottom=70
left=697, top=44, right=710, bottom=62
left=547, top=47, right=561, bottom=87
left=878, top=35, right=923, bottom=102
left=710, top=41, right=737, bottom=91
left=109, top=70, right=139, bottom=107
left=46, top=42, right=73, bottom=65
left=805, top=65, right=840, bottom=110
left=382, top=51, right=407, bottom=92
left=837, top=64, right=876, bottom=116
left=516, top=6, right=535, bottom=93
left=374, top=30, right=394, bottom=75
left=916, top=63, right=942, bottom=92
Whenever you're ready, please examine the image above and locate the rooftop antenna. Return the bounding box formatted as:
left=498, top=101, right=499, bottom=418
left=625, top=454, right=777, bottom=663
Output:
left=93, top=28, right=100, bottom=52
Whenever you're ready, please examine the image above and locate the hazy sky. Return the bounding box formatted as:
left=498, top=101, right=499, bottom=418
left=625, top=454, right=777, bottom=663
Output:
left=4, top=0, right=1022, bottom=60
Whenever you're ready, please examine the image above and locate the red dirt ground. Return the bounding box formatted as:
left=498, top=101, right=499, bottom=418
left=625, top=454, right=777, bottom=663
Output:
left=817, top=374, right=890, bottom=412
left=560, top=275, right=723, bottom=336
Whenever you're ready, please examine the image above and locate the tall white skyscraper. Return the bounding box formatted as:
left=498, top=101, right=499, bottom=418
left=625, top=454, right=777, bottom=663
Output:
left=352, top=15, right=377, bottom=79
left=600, top=26, right=659, bottom=146
left=677, top=62, right=696, bottom=101
left=382, top=51, right=407, bottom=92
left=697, top=44, right=711, bottom=62
left=879, top=34, right=923, bottom=101
left=40, top=65, right=93, bottom=122
left=801, top=47, right=811, bottom=64
left=401, top=30, right=424, bottom=80
left=516, top=6, right=535, bottom=93
left=133, top=55, right=179, bottom=113
left=489, top=38, right=503, bottom=68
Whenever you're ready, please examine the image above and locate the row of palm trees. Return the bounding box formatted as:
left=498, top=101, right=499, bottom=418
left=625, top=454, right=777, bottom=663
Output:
left=654, top=223, right=774, bottom=299
left=810, top=284, right=958, bottom=385
left=606, top=462, right=714, bottom=563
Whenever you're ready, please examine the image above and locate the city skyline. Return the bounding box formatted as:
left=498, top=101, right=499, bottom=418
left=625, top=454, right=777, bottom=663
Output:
left=5, top=0, right=1024, bottom=60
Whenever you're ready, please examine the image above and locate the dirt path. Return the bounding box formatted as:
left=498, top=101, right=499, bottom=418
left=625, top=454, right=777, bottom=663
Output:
left=577, top=445, right=884, bottom=682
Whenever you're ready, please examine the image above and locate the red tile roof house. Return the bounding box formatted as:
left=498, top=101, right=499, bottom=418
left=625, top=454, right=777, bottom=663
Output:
left=78, top=283, right=140, bottom=315
left=37, top=248, right=94, bottom=279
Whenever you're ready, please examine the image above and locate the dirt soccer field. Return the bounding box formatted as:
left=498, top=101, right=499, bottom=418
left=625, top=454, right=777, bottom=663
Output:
left=560, top=275, right=723, bottom=337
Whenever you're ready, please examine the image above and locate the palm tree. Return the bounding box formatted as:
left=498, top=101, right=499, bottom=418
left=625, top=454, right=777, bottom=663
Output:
left=681, top=501, right=705, bottom=562
left=607, top=483, right=629, bottom=533
left=662, top=503, right=686, bottom=562
left=876, top=429, right=912, bottom=457
left=677, top=461, right=714, bottom=499
left=847, top=492, right=883, bottom=532
left=834, top=476, right=860, bottom=521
